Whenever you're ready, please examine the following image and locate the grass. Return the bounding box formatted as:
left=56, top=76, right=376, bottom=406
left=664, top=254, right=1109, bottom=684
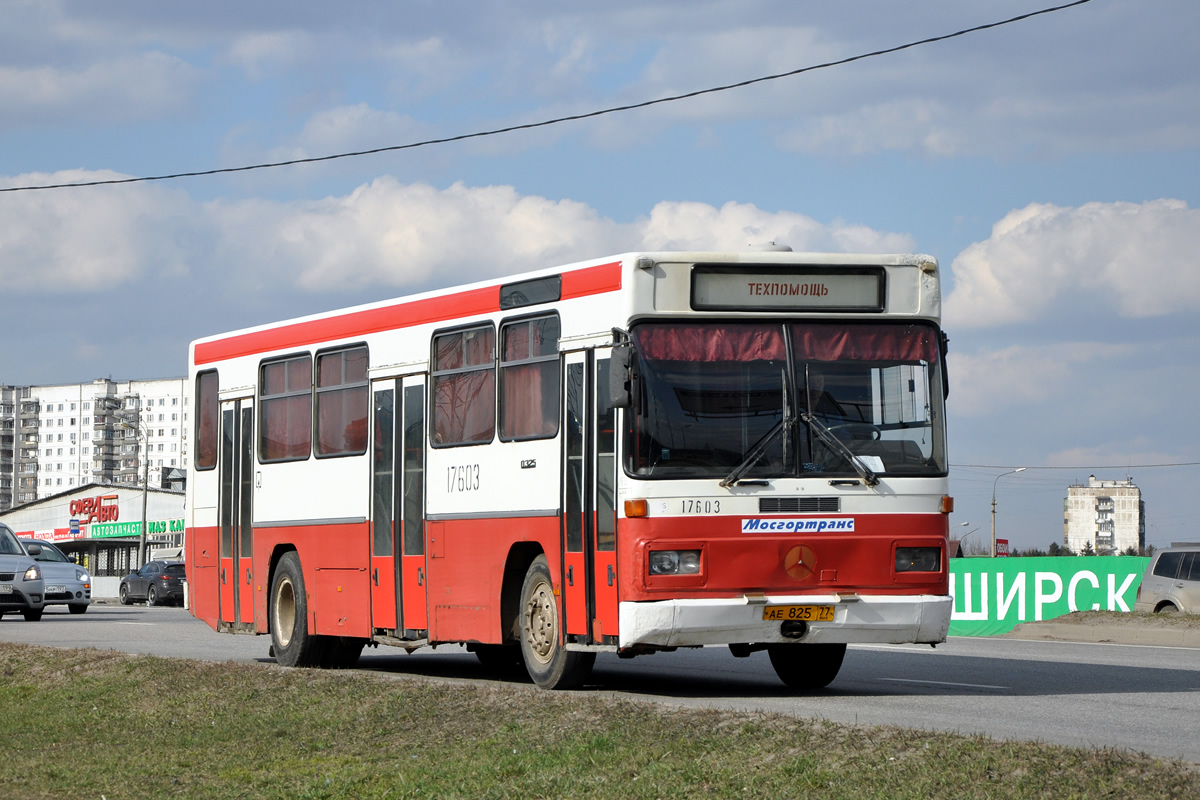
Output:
left=3, top=642, right=1197, bottom=799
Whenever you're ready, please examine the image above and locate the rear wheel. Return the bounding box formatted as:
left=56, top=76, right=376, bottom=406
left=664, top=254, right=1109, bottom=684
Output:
left=518, top=555, right=594, bottom=689
left=68, top=604, right=88, bottom=615
left=1156, top=603, right=1180, bottom=614
left=23, top=609, right=43, bottom=622
left=319, top=637, right=365, bottom=669
left=119, top=584, right=131, bottom=605
left=147, top=585, right=159, bottom=606
left=270, top=552, right=323, bottom=667
left=767, top=643, right=847, bottom=690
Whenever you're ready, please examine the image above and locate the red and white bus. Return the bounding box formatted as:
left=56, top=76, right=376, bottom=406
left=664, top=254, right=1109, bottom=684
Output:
left=186, top=248, right=953, bottom=689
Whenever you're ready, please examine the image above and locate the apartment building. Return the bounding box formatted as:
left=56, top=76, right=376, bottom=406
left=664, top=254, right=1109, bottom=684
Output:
left=0, top=377, right=188, bottom=511
left=1063, top=475, right=1145, bottom=555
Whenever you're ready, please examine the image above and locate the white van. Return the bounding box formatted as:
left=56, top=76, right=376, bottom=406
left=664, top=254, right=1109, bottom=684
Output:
left=1134, top=547, right=1200, bottom=614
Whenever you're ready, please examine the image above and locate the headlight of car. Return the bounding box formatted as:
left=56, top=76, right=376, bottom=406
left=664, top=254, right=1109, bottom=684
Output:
left=76, top=568, right=91, bottom=582
left=23, top=564, right=42, bottom=581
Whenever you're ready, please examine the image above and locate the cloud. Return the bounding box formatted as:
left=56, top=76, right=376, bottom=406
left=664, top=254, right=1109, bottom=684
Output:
left=0, top=171, right=915, bottom=298
left=257, top=104, right=435, bottom=164
left=0, top=171, right=198, bottom=291
left=221, top=30, right=313, bottom=81
left=0, top=52, right=196, bottom=124
left=944, top=199, right=1200, bottom=329
left=949, top=341, right=1137, bottom=418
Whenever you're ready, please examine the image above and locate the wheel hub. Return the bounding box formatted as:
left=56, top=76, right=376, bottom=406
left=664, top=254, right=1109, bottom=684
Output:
left=524, top=579, right=556, bottom=665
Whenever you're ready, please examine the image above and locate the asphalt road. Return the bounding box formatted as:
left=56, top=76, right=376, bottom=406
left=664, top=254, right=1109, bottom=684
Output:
left=3, top=603, right=1198, bottom=763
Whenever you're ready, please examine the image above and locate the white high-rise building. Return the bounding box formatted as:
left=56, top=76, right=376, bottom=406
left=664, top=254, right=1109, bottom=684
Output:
left=0, top=377, right=188, bottom=511
left=1063, top=475, right=1145, bottom=555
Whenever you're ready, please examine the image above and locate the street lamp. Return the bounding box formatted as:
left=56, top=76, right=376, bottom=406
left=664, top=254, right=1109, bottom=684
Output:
left=118, top=411, right=150, bottom=569
left=991, top=468, right=1026, bottom=557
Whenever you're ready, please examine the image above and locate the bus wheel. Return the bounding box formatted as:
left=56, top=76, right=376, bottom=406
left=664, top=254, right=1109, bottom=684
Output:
left=767, top=643, right=847, bottom=690
left=320, top=637, right=365, bottom=669
left=270, top=552, right=323, bottom=668
left=470, top=643, right=525, bottom=675
left=518, top=555, right=594, bottom=689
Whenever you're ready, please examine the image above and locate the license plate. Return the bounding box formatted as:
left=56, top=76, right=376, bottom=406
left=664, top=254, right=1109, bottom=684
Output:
left=0, top=585, right=12, bottom=594
left=46, top=585, right=66, bottom=593
left=762, top=604, right=834, bottom=622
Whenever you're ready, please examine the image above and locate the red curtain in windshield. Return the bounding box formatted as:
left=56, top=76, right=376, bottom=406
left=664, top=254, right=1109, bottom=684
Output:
left=634, top=322, right=938, bottom=363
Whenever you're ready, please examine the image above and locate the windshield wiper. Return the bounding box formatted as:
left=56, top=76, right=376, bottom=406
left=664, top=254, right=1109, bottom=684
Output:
left=800, top=412, right=880, bottom=487
left=719, top=417, right=789, bottom=488
left=720, top=363, right=794, bottom=488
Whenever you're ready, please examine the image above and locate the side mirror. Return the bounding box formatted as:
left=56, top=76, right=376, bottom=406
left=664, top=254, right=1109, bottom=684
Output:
left=26, top=543, right=42, bottom=557
left=609, top=343, right=635, bottom=409
left=69, top=553, right=79, bottom=564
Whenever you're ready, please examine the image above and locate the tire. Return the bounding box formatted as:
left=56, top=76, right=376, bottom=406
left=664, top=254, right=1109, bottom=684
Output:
left=767, top=643, right=847, bottom=690
left=68, top=604, right=88, bottom=615
left=119, top=584, right=131, bottom=605
left=319, top=637, right=365, bottom=669
left=270, top=552, right=324, bottom=668
left=1157, top=603, right=1180, bottom=614
left=472, top=643, right=525, bottom=675
left=518, top=555, right=594, bottom=689
left=23, top=609, right=43, bottom=622
left=147, top=585, right=159, bottom=607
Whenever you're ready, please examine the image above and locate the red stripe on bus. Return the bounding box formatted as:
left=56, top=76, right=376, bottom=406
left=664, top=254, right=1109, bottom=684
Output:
left=561, top=261, right=622, bottom=299
left=194, top=261, right=624, bottom=365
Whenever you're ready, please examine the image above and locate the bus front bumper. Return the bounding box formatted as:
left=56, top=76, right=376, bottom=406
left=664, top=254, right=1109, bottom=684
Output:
left=618, top=593, right=952, bottom=649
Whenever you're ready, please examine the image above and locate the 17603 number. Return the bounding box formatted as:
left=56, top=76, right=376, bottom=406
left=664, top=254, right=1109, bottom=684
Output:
left=681, top=499, right=720, bottom=514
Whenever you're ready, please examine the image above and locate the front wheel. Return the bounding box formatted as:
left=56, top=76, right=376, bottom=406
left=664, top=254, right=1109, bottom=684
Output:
left=270, top=552, right=324, bottom=667
left=23, top=609, right=43, bottom=622
left=518, top=555, right=594, bottom=689
left=68, top=604, right=88, bottom=615
left=119, top=584, right=131, bottom=605
left=767, top=643, right=847, bottom=690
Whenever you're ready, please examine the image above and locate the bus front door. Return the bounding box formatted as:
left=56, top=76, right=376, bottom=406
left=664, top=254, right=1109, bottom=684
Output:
left=218, top=398, right=255, bottom=630
left=561, top=350, right=619, bottom=645
left=370, top=376, right=428, bottom=637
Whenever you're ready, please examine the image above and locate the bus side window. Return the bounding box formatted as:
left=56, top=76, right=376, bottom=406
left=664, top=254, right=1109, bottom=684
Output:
left=315, top=345, right=369, bottom=457
left=499, top=315, right=560, bottom=441
left=195, top=369, right=219, bottom=471
left=259, top=354, right=313, bottom=462
left=431, top=325, right=496, bottom=446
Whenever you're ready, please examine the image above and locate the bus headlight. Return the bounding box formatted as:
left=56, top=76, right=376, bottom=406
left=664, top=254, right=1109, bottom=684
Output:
left=649, top=550, right=701, bottom=575
left=895, top=547, right=941, bottom=572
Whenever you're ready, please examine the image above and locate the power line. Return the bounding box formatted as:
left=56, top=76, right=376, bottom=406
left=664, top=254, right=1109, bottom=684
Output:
left=954, top=463, right=1200, bottom=470
left=0, top=0, right=1093, bottom=194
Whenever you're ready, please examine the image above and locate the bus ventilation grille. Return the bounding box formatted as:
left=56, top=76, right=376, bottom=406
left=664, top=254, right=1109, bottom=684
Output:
left=759, top=497, right=840, bottom=513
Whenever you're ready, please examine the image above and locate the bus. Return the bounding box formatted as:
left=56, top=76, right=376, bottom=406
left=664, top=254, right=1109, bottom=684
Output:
left=185, top=248, right=953, bottom=689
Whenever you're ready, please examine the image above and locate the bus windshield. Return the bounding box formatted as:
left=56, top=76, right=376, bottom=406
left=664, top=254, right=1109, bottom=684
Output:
left=626, top=320, right=947, bottom=481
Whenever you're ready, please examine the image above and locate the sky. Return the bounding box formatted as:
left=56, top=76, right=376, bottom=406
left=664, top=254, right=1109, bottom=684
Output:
left=1, top=0, right=1198, bottom=552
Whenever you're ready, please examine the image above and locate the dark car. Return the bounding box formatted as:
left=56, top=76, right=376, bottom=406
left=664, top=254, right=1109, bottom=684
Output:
left=119, top=560, right=186, bottom=606
left=20, top=538, right=91, bottom=614
left=0, top=523, right=45, bottom=621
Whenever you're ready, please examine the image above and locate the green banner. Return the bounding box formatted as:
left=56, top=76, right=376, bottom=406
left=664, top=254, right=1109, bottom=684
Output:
left=88, top=518, right=185, bottom=539
left=89, top=521, right=145, bottom=539
left=948, top=556, right=1149, bottom=636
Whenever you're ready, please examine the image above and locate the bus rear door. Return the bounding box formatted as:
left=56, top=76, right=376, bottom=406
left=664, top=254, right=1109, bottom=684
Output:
left=218, top=397, right=255, bottom=630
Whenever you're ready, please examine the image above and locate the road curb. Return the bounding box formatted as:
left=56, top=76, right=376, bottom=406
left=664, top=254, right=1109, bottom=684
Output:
left=1003, top=622, right=1200, bottom=648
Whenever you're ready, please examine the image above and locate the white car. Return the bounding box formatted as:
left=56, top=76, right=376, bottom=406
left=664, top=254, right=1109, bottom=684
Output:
left=20, top=538, right=91, bottom=614
left=0, top=523, right=44, bottom=621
